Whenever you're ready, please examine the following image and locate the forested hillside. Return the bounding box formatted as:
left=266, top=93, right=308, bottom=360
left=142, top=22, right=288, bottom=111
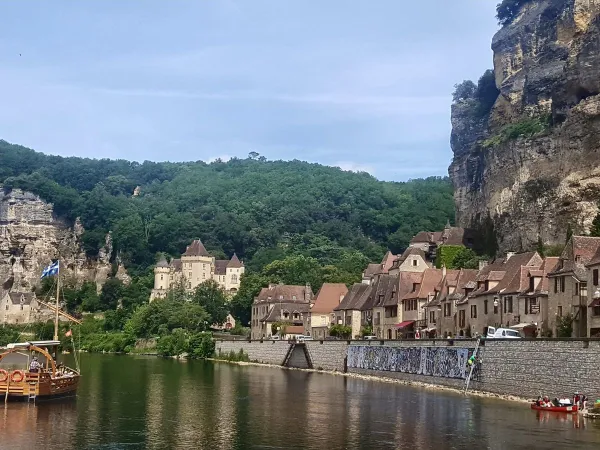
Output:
left=1, top=140, right=454, bottom=273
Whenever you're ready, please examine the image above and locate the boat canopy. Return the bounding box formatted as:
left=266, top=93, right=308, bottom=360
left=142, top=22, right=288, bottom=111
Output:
left=6, top=340, right=61, bottom=349
left=510, top=323, right=537, bottom=330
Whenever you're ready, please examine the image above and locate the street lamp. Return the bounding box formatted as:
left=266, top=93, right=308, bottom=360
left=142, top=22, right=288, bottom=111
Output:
left=493, top=295, right=503, bottom=327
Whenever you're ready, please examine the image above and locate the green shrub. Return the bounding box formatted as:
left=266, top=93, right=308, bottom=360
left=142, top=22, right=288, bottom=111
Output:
left=496, top=0, right=533, bottom=26
left=483, top=114, right=551, bottom=148
left=188, top=332, right=215, bottom=359
left=329, top=324, right=352, bottom=339
left=556, top=314, right=573, bottom=338
left=156, top=328, right=189, bottom=357
left=215, top=348, right=250, bottom=362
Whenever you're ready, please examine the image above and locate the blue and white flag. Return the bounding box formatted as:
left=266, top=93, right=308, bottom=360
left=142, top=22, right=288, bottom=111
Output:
left=41, top=261, right=59, bottom=279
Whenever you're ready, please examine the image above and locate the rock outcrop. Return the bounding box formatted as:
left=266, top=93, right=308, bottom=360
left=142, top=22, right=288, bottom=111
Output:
left=0, top=187, right=116, bottom=292
left=450, top=0, right=600, bottom=252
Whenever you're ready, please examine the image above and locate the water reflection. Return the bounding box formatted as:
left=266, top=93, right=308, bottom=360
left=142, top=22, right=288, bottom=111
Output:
left=0, top=354, right=599, bottom=449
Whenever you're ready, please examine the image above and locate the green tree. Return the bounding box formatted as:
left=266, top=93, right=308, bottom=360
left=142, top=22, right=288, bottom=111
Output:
left=590, top=205, right=600, bottom=237
left=99, top=278, right=124, bottom=310
left=188, top=332, right=215, bottom=358
left=262, top=255, right=322, bottom=287
left=191, top=280, right=228, bottom=326
left=329, top=324, right=352, bottom=339
left=452, top=80, right=476, bottom=102
left=157, top=328, right=189, bottom=357
left=496, top=0, right=533, bottom=26
left=556, top=314, right=573, bottom=338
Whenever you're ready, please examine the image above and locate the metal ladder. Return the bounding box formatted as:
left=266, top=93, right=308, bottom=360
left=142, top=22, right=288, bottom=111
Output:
left=464, top=337, right=482, bottom=394
left=282, top=343, right=296, bottom=367
left=28, top=382, right=37, bottom=402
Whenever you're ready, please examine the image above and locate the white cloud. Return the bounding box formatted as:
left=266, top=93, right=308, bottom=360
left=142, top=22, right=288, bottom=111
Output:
left=207, top=155, right=232, bottom=163
left=335, top=161, right=375, bottom=175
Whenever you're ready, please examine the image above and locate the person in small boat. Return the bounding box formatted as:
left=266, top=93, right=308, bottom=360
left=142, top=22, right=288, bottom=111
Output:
left=29, top=356, right=41, bottom=373
left=535, top=396, right=543, bottom=407
left=574, top=392, right=581, bottom=407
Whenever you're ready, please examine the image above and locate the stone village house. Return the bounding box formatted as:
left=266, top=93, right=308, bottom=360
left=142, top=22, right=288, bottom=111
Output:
left=0, top=291, right=54, bottom=325
left=250, top=284, right=313, bottom=340
left=547, top=236, right=600, bottom=337
left=309, top=283, right=348, bottom=340
left=586, top=245, right=600, bottom=337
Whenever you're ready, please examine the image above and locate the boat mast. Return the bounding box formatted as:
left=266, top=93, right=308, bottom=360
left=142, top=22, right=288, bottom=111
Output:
left=54, top=260, right=60, bottom=341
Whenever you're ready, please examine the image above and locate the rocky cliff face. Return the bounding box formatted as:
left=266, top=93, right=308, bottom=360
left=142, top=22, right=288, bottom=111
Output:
left=0, top=187, right=119, bottom=293
left=450, top=0, right=600, bottom=252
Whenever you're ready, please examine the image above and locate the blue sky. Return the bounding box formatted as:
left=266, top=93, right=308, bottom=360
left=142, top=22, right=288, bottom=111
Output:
left=0, top=1, right=498, bottom=181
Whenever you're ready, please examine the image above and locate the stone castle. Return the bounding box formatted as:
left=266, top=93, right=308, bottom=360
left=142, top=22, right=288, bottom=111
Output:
left=150, top=239, right=244, bottom=301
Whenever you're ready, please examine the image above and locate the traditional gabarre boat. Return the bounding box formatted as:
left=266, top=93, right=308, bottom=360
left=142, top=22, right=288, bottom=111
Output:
left=0, top=340, right=80, bottom=401
left=0, top=260, right=81, bottom=402
left=530, top=403, right=579, bottom=413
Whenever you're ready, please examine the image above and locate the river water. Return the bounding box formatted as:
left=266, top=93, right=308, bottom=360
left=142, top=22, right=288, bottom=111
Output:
left=1, top=354, right=599, bottom=449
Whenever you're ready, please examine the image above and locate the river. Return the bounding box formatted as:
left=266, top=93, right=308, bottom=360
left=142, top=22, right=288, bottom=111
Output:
left=1, top=354, right=599, bottom=449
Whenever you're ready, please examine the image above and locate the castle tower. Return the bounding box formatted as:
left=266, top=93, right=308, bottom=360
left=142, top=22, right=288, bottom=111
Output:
left=181, top=239, right=214, bottom=291
left=150, top=257, right=171, bottom=301
left=225, top=253, right=244, bottom=293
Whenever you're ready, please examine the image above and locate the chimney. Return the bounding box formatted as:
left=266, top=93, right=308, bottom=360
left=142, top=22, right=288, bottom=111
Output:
left=305, top=283, right=312, bottom=302
left=339, top=293, right=345, bottom=302
left=268, top=283, right=275, bottom=289
left=506, top=252, right=516, bottom=261
left=478, top=260, right=488, bottom=271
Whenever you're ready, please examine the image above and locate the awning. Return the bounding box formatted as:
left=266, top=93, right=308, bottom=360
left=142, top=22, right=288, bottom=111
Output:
left=395, top=320, right=415, bottom=329
left=510, top=323, right=537, bottom=330
left=424, top=327, right=436, bottom=332
left=589, top=298, right=600, bottom=308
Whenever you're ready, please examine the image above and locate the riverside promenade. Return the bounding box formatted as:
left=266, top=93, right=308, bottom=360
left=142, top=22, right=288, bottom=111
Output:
left=215, top=338, right=600, bottom=401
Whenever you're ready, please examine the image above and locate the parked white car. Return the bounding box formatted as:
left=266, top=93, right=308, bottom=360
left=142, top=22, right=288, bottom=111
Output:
left=486, top=327, right=522, bottom=339
left=297, top=335, right=313, bottom=341
left=363, top=335, right=378, bottom=340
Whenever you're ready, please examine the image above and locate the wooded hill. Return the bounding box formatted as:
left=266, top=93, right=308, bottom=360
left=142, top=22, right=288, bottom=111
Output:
left=1, top=139, right=454, bottom=274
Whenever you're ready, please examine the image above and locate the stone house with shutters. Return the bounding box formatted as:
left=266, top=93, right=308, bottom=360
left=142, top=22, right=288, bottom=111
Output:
left=425, top=269, right=477, bottom=338
left=585, top=245, right=600, bottom=337
left=466, top=252, right=542, bottom=336
left=370, top=274, right=400, bottom=339
left=398, top=268, right=443, bottom=338
left=547, top=236, right=600, bottom=337
left=361, top=251, right=397, bottom=284
left=309, top=283, right=348, bottom=340
left=250, top=284, right=313, bottom=340
left=334, top=283, right=372, bottom=339
left=388, top=247, right=431, bottom=275
left=0, top=291, right=52, bottom=325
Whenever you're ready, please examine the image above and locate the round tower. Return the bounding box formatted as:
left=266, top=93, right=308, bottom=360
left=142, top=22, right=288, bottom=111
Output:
left=154, top=258, right=171, bottom=290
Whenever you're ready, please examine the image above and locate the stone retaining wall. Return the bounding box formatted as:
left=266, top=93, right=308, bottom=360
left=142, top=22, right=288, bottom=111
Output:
left=215, top=340, right=289, bottom=365
left=214, top=339, right=600, bottom=400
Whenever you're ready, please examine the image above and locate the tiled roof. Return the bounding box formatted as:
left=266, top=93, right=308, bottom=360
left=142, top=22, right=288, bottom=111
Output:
left=8, top=292, right=34, bottom=305
left=370, top=275, right=398, bottom=308
left=227, top=253, right=243, bottom=268
left=471, top=252, right=541, bottom=297
left=214, top=260, right=228, bottom=275
left=389, top=272, right=424, bottom=306
left=551, top=236, right=600, bottom=277
left=410, top=231, right=432, bottom=244
left=380, top=251, right=397, bottom=273
left=261, top=303, right=309, bottom=322
left=171, top=259, right=182, bottom=272
left=363, top=263, right=382, bottom=278
left=403, top=269, right=443, bottom=301
left=183, top=240, right=211, bottom=257
left=255, top=285, right=312, bottom=304
left=311, top=283, right=348, bottom=314
left=392, top=247, right=426, bottom=268
left=156, top=257, right=169, bottom=268
left=518, top=257, right=560, bottom=297
left=335, top=284, right=371, bottom=311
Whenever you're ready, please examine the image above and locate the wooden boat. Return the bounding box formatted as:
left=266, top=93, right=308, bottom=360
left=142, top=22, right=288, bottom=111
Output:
left=0, top=340, right=79, bottom=401
left=0, top=260, right=81, bottom=402
left=531, top=403, right=578, bottom=413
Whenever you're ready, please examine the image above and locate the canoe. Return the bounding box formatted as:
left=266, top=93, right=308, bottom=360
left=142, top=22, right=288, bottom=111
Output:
left=531, top=403, right=578, bottom=413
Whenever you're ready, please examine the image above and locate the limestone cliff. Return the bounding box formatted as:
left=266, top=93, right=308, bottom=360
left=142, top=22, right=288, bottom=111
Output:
left=0, top=187, right=121, bottom=293
left=450, top=0, right=600, bottom=252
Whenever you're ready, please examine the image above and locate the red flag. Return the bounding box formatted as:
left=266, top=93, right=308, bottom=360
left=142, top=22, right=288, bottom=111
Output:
left=65, top=329, right=72, bottom=337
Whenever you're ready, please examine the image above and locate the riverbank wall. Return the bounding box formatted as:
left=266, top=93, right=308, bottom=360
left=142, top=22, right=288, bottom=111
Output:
left=215, top=339, right=600, bottom=400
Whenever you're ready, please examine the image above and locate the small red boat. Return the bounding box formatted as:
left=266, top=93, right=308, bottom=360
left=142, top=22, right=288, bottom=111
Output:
left=531, top=403, right=578, bottom=413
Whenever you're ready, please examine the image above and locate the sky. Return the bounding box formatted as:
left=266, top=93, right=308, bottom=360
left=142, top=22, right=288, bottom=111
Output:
left=0, top=1, right=499, bottom=181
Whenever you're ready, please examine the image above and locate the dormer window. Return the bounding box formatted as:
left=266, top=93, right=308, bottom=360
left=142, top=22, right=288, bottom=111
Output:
left=279, top=295, right=283, bottom=300
left=575, top=255, right=582, bottom=263
left=292, top=295, right=296, bottom=300
left=412, top=259, right=418, bottom=267
left=293, top=312, right=300, bottom=320
left=283, top=310, right=290, bottom=320
left=412, top=283, right=418, bottom=292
